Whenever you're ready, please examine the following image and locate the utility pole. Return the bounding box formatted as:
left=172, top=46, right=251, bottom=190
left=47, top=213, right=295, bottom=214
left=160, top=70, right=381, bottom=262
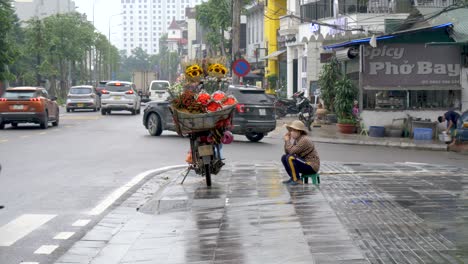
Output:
left=231, top=0, right=241, bottom=84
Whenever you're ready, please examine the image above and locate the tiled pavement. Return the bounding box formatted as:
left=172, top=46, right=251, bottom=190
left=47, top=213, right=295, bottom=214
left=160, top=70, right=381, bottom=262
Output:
left=55, top=162, right=468, bottom=264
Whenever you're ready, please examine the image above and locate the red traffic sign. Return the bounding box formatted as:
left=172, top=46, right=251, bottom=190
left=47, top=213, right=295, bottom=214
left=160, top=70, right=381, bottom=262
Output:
left=232, top=59, right=251, bottom=77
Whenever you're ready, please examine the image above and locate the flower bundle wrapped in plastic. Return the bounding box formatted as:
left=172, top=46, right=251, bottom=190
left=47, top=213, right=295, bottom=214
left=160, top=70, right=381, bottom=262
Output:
left=170, top=58, right=238, bottom=134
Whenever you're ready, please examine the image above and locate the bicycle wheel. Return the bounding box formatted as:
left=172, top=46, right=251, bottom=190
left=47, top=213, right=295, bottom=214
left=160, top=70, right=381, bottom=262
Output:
left=204, top=164, right=212, bottom=187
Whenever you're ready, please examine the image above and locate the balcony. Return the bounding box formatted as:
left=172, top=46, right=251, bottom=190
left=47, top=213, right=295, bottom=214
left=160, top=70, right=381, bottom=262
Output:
left=279, top=15, right=301, bottom=35
left=300, top=0, right=457, bottom=21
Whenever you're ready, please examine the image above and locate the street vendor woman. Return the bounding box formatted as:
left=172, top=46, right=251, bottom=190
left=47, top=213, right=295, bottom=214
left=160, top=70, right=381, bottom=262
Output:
left=281, top=120, right=320, bottom=185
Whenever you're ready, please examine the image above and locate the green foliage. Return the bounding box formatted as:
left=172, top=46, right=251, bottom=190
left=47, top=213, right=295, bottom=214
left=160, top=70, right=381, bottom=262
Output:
left=267, top=74, right=278, bottom=89
left=318, top=57, right=341, bottom=112
left=196, top=0, right=231, bottom=56
left=335, top=77, right=358, bottom=123
left=0, top=0, right=19, bottom=82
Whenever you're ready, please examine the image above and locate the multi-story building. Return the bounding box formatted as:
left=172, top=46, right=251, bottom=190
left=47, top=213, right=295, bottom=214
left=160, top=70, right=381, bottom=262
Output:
left=120, top=0, right=205, bottom=55
left=245, top=3, right=265, bottom=72
left=277, top=0, right=467, bottom=127
left=14, top=0, right=76, bottom=22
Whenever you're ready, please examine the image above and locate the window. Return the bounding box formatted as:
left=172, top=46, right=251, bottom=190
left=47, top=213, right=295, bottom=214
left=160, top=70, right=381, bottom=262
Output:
left=363, top=90, right=462, bottom=110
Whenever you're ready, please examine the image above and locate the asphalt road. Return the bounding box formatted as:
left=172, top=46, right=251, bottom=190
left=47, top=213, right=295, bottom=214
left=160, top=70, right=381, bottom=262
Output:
left=0, top=107, right=467, bottom=263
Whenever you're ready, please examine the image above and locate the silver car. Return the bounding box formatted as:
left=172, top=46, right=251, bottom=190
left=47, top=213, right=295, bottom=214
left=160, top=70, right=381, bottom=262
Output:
left=66, top=85, right=101, bottom=112
left=101, top=81, right=141, bottom=115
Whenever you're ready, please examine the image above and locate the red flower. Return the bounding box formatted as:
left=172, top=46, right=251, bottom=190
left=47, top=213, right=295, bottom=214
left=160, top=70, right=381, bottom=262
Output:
left=197, top=92, right=211, bottom=106
left=212, top=91, right=226, bottom=102
left=222, top=96, right=237, bottom=106
left=206, top=101, right=222, bottom=112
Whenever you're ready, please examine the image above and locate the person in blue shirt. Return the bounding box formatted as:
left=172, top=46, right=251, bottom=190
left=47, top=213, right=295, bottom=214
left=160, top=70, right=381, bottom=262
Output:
left=438, top=110, right=460, bottom=145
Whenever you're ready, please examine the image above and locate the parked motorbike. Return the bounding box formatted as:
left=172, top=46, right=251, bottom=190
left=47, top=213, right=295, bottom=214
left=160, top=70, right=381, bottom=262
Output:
left=294, top=91, right=315, bottom=131
left=273, top=89, right=302, bottom=118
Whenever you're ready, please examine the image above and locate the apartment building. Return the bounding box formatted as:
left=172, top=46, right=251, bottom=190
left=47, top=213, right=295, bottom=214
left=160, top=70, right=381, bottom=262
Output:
left=121, top=0, right=205, bottom=55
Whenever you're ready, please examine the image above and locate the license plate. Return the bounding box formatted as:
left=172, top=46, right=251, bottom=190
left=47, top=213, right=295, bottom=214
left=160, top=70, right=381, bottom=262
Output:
left=12, top=105, right=24, bottom=110
left=198, top=145, right=214, bottom=157
left=259, top=109, right=266, bottom=116
left=77, top=103, right=84, bottom=107
left=303, top=112, right=309, bottom=118
left=114, top=96, right=121, bottom=100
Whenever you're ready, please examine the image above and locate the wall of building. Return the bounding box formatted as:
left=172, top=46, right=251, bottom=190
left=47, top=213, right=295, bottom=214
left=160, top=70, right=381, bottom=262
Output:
left=462, top=67, right=468, bottom=112
left=362, top=110, right=447, bottom=128
left=121, top=0, right=205, bottom=56
left=246, top=6, right=264, bottom=64
left=14, top=0, right=76, bottom=21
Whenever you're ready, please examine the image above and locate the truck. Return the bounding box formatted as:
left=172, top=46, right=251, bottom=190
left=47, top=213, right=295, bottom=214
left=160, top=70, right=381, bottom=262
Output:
left=132, top=71, right=157, bottom=103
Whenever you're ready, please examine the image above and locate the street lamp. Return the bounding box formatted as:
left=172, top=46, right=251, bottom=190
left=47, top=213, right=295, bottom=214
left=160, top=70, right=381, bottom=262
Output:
left=108, top=13, right=123, bottom=80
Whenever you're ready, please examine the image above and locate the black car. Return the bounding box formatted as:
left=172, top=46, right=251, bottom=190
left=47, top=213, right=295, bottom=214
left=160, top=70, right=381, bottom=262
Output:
left=142, top=85, right=277, bottom=142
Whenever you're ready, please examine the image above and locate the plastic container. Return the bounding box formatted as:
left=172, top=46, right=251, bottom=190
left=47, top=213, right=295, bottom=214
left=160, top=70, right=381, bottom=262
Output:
left=438, top=133, right=451, bottom=143
left=369, top=126, right=385, bottom=137
left=413, top=128, right=433, bottom=141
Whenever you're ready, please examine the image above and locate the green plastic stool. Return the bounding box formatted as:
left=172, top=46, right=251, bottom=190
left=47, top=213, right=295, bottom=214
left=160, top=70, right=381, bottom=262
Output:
left=301, top=173, right=320, bottom=185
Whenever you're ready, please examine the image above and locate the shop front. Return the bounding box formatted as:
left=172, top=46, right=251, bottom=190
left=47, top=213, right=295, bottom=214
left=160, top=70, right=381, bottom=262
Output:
left=360, top=43, right=463, bottom=126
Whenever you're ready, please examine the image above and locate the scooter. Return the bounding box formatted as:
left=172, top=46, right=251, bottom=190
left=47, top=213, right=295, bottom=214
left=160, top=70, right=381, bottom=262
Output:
left=295, top=91, right=315, bottom=131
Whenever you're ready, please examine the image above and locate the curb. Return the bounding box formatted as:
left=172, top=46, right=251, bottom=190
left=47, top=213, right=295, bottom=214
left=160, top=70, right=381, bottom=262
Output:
left=311, top=137, right=448, bottom=151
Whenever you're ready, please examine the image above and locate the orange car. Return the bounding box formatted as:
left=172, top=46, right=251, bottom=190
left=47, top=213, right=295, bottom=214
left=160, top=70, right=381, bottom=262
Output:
left=0, top=87, right=59, bottom=129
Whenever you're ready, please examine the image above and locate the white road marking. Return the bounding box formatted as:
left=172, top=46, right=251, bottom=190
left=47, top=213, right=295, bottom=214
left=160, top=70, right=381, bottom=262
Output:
left=72, top=219, right=90, bottom=227
left=34, top=245, right=58, bottom=255
left=20, top=135, right=31, bottom=138
left=88, top=165, right=186, bottom=215
left=53, top=232, right=75, bottom=240
left=38, top=132, right=46, bottom=135
left=0, top=214, right=56, bottom=246
left=19, top=262, right=39, bottom=264
left=0, top=139, right=8, bottom=143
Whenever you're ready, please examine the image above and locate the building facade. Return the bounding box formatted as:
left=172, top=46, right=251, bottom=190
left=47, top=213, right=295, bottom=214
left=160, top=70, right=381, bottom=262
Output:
left=14, top=0, right=76, bottom=22
left=120, top=0, right=205, bottom=55
left=279, top=0, right=467, bottom=127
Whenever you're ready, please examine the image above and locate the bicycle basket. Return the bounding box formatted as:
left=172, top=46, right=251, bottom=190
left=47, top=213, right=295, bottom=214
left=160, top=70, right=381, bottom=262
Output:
left=171, top=105, right=235, bottom=135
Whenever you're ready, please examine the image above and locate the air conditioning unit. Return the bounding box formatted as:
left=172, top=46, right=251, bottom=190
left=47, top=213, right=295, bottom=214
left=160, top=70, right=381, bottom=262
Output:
left=335, top=47, right=359, bottom=61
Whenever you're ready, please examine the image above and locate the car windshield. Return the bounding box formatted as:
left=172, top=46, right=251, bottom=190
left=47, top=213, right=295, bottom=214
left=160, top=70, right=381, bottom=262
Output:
left=70, top=87, right=92, bottom=94
left=151, top=82, right=169, bottom=91
left=228, top=89, right=272, bottom=104
left=3, top=90, right=36, bottom=99
left=106, top=83, right=131, bottom=92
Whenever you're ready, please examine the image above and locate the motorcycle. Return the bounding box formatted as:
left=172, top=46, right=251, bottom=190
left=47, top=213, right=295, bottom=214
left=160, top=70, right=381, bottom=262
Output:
left=273, top=89, right=302, bottom=118
left=294, top=91, right=315, bottom=131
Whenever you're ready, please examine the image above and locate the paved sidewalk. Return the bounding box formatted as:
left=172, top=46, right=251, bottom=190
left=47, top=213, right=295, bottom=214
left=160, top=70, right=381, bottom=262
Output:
left=276, top=118, right=453, bottom=151
left=55, top=162, right=468, bottom=264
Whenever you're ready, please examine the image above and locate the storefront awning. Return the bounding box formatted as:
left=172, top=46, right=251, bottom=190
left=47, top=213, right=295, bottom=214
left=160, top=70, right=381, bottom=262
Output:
left=262, top=50, right=286, bottom=60
left=363, top=85, right=462, bottom=91
left=323, top=23, right=454, bottom=50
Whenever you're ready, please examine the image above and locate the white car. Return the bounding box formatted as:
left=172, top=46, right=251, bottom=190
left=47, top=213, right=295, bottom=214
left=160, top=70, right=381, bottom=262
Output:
left=101, top=81, right=141, bottom=115
left=149, top=80, right=170, bottom=102
left=66, top=85, right=100, bottom=112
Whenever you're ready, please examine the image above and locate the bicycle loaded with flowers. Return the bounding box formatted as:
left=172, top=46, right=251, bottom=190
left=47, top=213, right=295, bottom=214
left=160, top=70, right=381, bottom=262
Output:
left=169, top=58, right=237, bottom=187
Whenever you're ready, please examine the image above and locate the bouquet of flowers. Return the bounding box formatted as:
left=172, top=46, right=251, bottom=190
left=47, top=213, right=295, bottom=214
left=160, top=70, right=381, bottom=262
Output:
left=170, top=57, right=238, bottom=134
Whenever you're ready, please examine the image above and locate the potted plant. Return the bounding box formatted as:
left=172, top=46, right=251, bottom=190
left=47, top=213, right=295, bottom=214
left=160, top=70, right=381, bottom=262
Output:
left=318, top=57, right=341, bottom=123
left=335, top=77, right=358, bottom=134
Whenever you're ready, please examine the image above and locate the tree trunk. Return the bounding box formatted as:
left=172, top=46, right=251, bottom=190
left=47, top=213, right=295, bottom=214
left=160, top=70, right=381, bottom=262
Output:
left=231, top=0, right=241, bottom=84
left=220, top=28, right=226, bottom=57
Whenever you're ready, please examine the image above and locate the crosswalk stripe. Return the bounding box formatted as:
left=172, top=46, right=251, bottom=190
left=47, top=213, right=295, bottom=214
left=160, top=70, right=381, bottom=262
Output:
left=53, top=232, right=75, bottom=240
left=0, top=214, right=56, bottom=246
left=72, top=219, right=90, bottom=227
left=34, top=245, right=58, bottom=255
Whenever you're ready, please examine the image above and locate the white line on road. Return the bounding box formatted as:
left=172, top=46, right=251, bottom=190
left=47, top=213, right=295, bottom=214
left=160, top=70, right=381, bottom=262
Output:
left=0, top=139, right=8, bottom=143
left=88, top=165, right=186, bottom=215
left=19, top=262, right=39, bottom=264
left=72, top=219, right=91, bottom=227
left=34, top=245, right=58, bottom=254
left=53, top=232, right=75, bottom=240
left=0, top=214, right=56, bottom=246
